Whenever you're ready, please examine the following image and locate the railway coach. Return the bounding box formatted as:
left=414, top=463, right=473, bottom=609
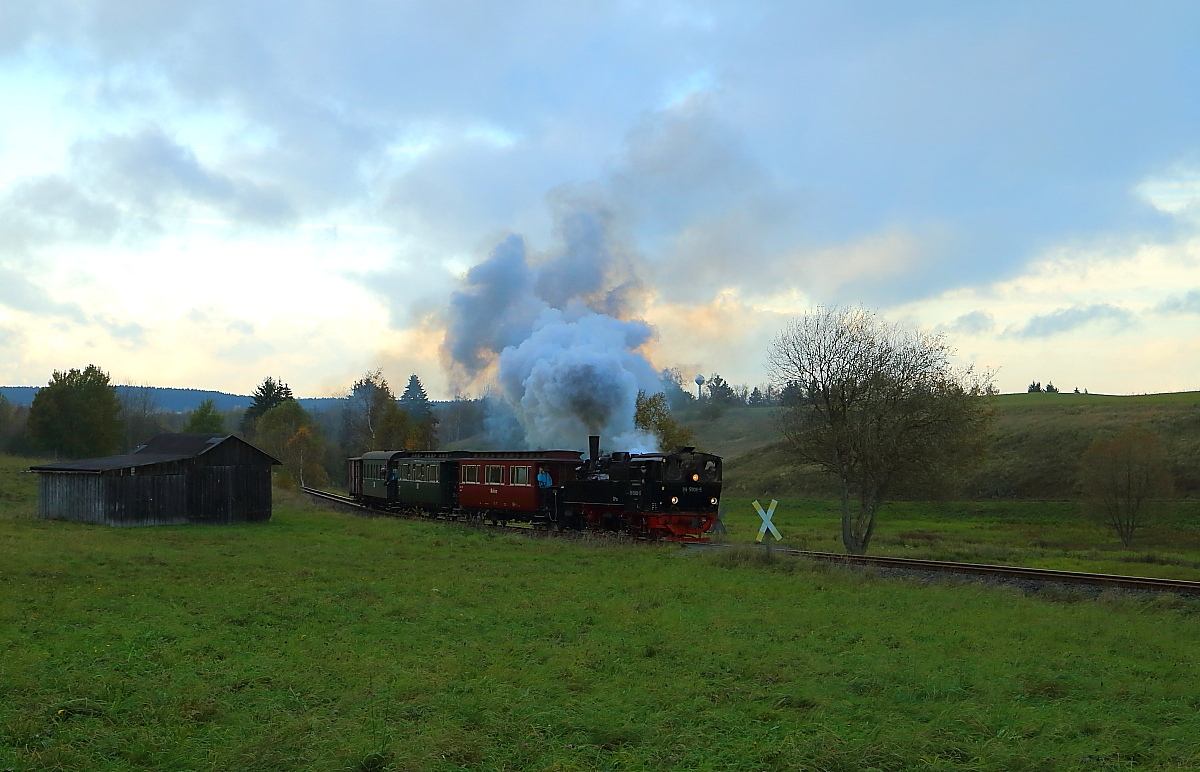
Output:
left=348, top=449, right=583, bottom=525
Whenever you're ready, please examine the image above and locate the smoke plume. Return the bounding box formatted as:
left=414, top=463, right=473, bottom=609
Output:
left=442, top=197, right=661, bottom=451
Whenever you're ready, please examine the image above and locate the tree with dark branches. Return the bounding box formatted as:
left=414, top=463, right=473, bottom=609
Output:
left=768, top=306, right=994, bottom=555
left=1080, top=426, right=1172, bottom=547
left=342, top=370, right=412, bottom=454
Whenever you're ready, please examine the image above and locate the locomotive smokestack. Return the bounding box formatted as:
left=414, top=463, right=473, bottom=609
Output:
left=589, top=435, right=600, bottom=463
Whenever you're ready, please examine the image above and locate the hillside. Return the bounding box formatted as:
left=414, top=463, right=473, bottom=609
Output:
left=690, top=392, right=1200, bottom=499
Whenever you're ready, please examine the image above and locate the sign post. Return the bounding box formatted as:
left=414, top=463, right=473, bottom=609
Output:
left=753, top=499, right=782, bottom=542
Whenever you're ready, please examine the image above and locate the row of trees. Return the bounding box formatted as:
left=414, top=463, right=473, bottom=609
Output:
left=1028, top=381, right=1091, bottom=394
left=1, top=367, right=443, bottom=489
left=239, top=371, right=441, bottom=487
left=661, top=370, right=791, bottom=412
left=0, top=372, right=245, bottom=458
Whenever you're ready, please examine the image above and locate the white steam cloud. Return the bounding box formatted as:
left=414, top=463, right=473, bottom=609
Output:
left=442, top=197, right=662, bottom=451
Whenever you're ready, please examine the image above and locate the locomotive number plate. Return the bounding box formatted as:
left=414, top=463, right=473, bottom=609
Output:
left=683, top=486, right=702, bottom=492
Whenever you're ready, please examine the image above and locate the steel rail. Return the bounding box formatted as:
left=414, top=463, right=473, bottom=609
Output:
left=302, top=486, right=1200, bottom=595
left=744, top=547, right=1200, bottom=595
left=300, top=486, right=561, bottom=535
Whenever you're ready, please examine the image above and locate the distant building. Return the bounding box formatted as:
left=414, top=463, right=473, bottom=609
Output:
left=30, top=434, right=280, bottom=526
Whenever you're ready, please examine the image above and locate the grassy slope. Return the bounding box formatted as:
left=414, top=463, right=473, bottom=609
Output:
left=695, top=393, right=1200, bottom=500
left=972, top=392, right=1200, bottom=498
left=4, top=495, right=1200, bottom=771
left=0, top=454, right=39, bottom=519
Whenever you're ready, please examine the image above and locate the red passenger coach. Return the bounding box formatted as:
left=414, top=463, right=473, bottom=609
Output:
left=456, top=450, right=582, bottom=520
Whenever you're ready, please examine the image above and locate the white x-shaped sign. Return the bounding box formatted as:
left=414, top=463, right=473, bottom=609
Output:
left=753, top=499, right=781, bottom=542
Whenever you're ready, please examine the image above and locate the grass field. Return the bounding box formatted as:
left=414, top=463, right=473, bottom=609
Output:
left=3, top=463, right=1200, bottom=770
left=717, top=497, right=1200, bottom=581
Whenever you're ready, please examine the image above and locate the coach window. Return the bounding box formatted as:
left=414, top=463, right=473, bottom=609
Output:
left=485, top=465, right=504, bottom=485
left=461, top=465, right=480, bottom=483
left=510, top=466, right=531, bottom=486
left=427, top=464, right=440, bottom=482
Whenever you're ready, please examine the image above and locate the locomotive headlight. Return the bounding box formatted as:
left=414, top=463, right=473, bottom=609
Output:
left=692, top=473, right=699, bottom=482
left=710, top=497, right=718, bottom=505
left=670, top=496, right=679, bottom=505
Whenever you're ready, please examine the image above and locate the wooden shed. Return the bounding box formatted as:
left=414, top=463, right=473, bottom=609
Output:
left=30, top=433, right=280, bottom=526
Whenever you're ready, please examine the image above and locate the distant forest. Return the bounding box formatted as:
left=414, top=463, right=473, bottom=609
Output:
left=0, top=385, right=344, bottom=414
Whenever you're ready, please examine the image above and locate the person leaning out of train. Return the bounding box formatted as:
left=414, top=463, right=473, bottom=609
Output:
left=537, top=468, right=553, bottom=488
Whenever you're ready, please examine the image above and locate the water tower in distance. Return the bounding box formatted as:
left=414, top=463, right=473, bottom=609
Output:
left=694, top=374, right=706, bottom=401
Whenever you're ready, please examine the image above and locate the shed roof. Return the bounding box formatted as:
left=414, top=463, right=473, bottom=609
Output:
left=30, top=434, right=280, bottom=473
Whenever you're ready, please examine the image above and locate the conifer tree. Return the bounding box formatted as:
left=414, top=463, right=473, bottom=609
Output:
left=240, top=377, right=294, bottom=434
left=399, top=374, right=432, bottom=419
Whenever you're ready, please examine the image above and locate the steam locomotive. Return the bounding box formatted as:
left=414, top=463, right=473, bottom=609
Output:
left=346, top=435, right=722, bottom=540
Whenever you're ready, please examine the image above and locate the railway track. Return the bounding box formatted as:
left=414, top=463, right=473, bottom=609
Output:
left=301, top=486, right=571, bottom=534
left=301, top=486, right=1200, bottom=596
left=716, top=546, right=1200, bottom=596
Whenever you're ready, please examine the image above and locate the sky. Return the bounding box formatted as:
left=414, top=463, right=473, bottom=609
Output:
left=3, top=1, right=1200, bottom=398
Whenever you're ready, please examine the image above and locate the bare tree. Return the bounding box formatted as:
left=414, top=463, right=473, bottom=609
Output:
left=341, top=370, right=410, bottom=454
left=118, top=383, right=166, bottom=451
left=1080, top=426, right=1172, bottom=547
left=768, top=306, right=994, bottom=554
left=439, top=395, right=485, bottom=444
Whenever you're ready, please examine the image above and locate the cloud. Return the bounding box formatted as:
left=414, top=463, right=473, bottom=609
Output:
left=74, top=127, right=296, bottom=225
left=0, top=266, right=90, bottom=322
left=1011, top=304, right=1136, bottom=339
left=97, top=316, right=147, bottom=347
left=1153, top=288, right=1200, bottom=314
left=947, top=310, right=995, bottom=336
left=0, top=175, right=121, bottom=255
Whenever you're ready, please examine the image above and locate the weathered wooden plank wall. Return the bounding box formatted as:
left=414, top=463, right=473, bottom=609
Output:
left=38, top=474, right=104, bottom=523
left=38, top=466, right=272, bottom=526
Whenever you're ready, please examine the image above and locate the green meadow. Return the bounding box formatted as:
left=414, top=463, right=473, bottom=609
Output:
left=717, top=497, right=1200, bottom=581
left=3, top=458, right=1200, bottom=771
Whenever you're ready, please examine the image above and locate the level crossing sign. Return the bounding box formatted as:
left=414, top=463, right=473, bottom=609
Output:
left=753, top=499, right=782, bottom=542
left=710, top=505, right=729, bottom=536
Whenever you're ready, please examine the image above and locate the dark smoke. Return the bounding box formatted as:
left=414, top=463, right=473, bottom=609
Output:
left=442, top=196, right=661, bottom=450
